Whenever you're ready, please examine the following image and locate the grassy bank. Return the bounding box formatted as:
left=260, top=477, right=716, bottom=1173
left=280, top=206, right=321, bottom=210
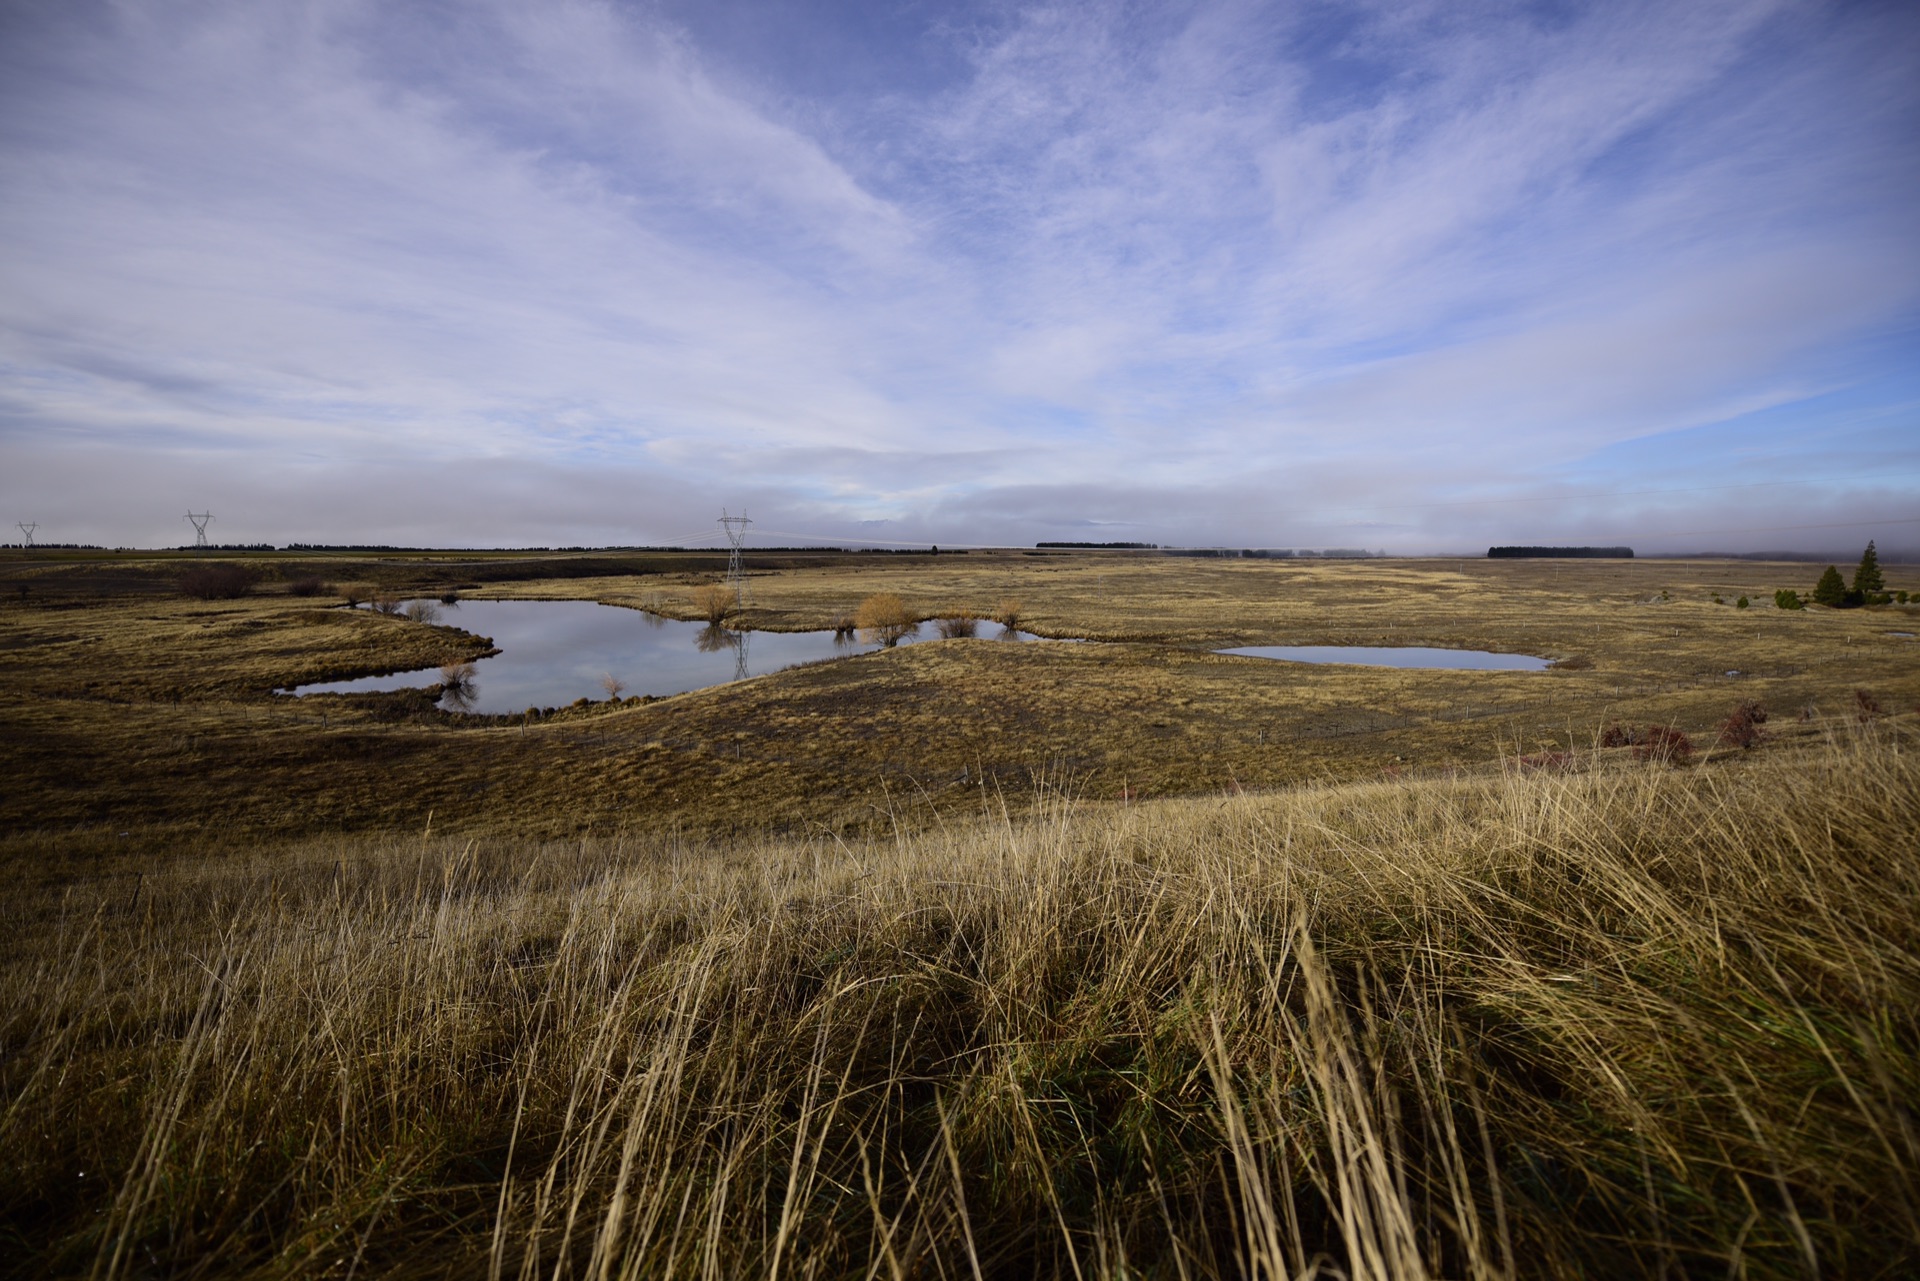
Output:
left=4, top=552, right=1916, bottom=840
left=5, top=726, right=1915, bottom=1278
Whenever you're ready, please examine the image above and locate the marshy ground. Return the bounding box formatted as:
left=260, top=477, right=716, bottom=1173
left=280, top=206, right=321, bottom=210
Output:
left=2, top=548, right=1917, bottom=1277
left=2, top=549, right=1915, bottom=848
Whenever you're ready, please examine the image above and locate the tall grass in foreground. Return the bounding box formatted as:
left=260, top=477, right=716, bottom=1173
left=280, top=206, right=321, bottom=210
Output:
left=3, top=730, right=1916, bottom=1278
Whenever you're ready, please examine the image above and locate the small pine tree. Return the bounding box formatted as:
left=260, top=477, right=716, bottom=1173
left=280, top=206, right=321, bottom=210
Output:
left=1852, top=540, right=1884, bottom=597
left=1812, top=565, right=1847, bottom=607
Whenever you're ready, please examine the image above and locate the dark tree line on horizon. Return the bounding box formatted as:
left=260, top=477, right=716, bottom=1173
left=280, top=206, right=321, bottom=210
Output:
left=1488, top=546, right=1635, bottom=558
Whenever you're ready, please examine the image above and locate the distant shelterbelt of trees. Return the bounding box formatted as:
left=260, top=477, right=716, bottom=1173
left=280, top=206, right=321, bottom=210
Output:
left=1036, top=541, right=1160, bottom=549
left=283, top=544, right=599, bottom=553
left=175, top=543, right=276, bottom=552
left=1165, top=547, right=1380, bottom=559
left=1488, top=546, right=1635, bottom=559
left=5, top=543, right=105, bottom=550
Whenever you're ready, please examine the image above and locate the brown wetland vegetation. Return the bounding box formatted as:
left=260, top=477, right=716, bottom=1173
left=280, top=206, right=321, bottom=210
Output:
left=2, top=547, right=1917, bottom=1277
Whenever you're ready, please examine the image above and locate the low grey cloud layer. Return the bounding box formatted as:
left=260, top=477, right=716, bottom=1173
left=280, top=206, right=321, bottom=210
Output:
left=2, top=0, right=1915, bottom=552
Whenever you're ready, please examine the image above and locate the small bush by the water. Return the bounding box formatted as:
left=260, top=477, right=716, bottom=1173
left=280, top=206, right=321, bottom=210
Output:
left=439, top=661, right=477, bottom=712
left=402, top=600, right=440, bottom=624
left=693, top=583, right=736, bottom=623
left=936, top=614, right=979, bottom=638
left=855, top=591, right=916, bottom=647
left=995, top=597, right=1024, bottom=630
left=177, top=563, right=256, bottom=600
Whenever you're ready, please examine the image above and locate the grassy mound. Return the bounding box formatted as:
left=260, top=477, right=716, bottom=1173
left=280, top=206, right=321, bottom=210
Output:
left=4, top=729, right=1916, bottom=1278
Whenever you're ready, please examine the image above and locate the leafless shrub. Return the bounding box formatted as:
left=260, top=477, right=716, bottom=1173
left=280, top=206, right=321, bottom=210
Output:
left=854, top=592, right=917, bottom=647
left=1512, top=749, right=1574, bottom=773
left=693, top=583, right=736, bottom=624
left=936, top=614, right=978, bottom=638
left=402, top=600, right=441, bottom=624
left=830, top=613, right=858, bottom=643
left=1717, top=700, right=1770, bottom=750
left=994, top=598, right=1024, bottom=630
left=601, top=673, right=627, bottom=700
left=439, top=662, right=477, bottom=712
left=695, top=623, right=740, bottom=654
left=1635, top=724, right=1694, bottom=764
left=287, top=575, right=332, bottom=598
left=370, top=595, right=404, bottom=616
left=1599, top=723, right=1636, bottom=748
left=439, top=589, right=462, bottom=606
left=177, top=563, right=256, bottom=600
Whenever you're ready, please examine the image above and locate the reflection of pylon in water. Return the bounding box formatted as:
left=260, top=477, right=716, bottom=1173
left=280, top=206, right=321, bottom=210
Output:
left=733, top=629, right=750, bottom=682
left=719, top=509, right=751, bottom=604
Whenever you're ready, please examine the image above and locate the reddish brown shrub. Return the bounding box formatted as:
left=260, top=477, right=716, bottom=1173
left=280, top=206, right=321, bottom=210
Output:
left=1854, top=689, right=1882, bottom=722
left=1599, top=723, right=1636, bottom=748
left=1717, top=700, right=1770, bottom=750
left=1513, top=750, right=1574, bottom=773
left=1635, top=725, right=1693, bottom=764
left=178, top=563, right=256, bottom=600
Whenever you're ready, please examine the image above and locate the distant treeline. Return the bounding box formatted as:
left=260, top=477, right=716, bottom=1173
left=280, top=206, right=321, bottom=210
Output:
left=283, top=544, right=598, bottom=553
left=175, top=543, right=276, bottom=552
left=5, top=543, right=105, bottom=550
left=1487, top=546, right=1634, bottom=559
left=1036, top=541, right=1160, bottom=549
left=1166, top=548, right=1381, bottom=560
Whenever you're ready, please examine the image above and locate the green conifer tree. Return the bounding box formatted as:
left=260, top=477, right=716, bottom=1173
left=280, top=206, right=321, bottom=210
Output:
left=1812, top=565, right=1847, bottom=607
left=1852, top=540, right=1884, bottom=597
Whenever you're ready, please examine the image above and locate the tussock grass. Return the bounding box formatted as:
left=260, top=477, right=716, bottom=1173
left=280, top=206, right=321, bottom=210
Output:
left=5, top=728, right=1916, bottom=1277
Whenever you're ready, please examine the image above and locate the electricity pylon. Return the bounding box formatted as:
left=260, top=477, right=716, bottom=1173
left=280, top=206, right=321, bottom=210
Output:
left=719, top=510, right=751, bottom=604
left=16, top=521, right=36, bottom=549
left=185, top=511, right=213, bottom=549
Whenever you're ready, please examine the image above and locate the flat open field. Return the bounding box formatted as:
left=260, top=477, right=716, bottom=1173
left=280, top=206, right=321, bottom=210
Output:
left=4, top=549, right=1918, bottom=1277
left=2, top=549, right=1916, bottom=852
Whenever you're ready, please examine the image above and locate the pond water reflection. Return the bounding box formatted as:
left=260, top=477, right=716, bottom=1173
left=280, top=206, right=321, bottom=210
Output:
left=1217, top=645, right=1550, bottom=671
left=283, top=599, right=1049, bottom=713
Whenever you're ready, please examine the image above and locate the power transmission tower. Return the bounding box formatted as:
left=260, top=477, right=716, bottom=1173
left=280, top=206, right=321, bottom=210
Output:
left=733, top=629, right=751, bottom=682
left=185, top=511, right=213, bottom=549
left=719, top=509, right=751, bottom=604
left=16, top=521, right=36, bottom=549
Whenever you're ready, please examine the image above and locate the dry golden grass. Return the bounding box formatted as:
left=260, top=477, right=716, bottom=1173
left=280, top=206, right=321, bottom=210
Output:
left=2, top=725, right=1914, bottom=1277
left=1, top=550, right=1916, bottom=843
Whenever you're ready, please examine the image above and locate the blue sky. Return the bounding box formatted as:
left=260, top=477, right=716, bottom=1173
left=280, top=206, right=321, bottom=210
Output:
left=2, top=0, right=1916, bottom=552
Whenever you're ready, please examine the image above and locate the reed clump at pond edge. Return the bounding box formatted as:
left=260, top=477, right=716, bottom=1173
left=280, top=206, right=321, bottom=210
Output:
left=3, top=726, right=1916, bottom=1278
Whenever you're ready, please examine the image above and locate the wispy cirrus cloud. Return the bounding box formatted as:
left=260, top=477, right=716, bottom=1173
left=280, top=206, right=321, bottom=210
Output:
left=0, top=0, right=1914, bottom=551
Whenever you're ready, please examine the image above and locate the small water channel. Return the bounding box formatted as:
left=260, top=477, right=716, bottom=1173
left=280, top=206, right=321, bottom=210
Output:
left=1216, top=645, right=1551, bottom=671
left=283, top=599, right=1051, bottom=714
